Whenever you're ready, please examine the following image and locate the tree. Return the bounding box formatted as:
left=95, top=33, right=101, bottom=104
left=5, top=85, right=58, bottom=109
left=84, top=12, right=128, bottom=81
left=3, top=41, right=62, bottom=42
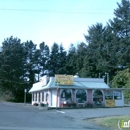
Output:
left=24, top=40, right=37, bottom=84
left=75, top=42, right=87, bottom=76
left=39, top=42, right=50, bottom=76
left=65, top=44, right=77, bottom=75
left=0, top=36, right=27, bottom=101
left=111, top=69, right=130, bottom=88
left=111, top=68, right=130, bottom=101
left=81, top=23, right=107, bottom=77
left=124, top=80, right=130, bottom=101
left=48, top=43, right=67, bottom=76
left=57, top=44, right=67, bottom=74
left=80, top=0, right=130, bottom=79
left=108, top=0, right=130, bottom=69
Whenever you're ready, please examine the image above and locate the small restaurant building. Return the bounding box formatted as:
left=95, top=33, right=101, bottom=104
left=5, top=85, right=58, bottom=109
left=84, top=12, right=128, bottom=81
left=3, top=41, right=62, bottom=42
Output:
left=29, top=74, right=125, bottom=108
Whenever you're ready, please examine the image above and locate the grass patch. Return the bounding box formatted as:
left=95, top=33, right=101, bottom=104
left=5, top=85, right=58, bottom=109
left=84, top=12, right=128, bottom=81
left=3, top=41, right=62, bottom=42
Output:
left=85, top=115, right=130, bottom=130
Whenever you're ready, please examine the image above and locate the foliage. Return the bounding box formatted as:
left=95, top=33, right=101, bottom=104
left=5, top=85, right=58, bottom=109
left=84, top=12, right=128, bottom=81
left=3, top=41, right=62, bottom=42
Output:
left=111, top=69, right=130, bottom=88
left=48, top=43, right=67, bottom=76
left=65, top=44, right=77, bottom=75
left=111, top=68, right=130, bottom=100
left=80, top=0, right=130, bottom=80
left=0, top=36, right=27, bottom=101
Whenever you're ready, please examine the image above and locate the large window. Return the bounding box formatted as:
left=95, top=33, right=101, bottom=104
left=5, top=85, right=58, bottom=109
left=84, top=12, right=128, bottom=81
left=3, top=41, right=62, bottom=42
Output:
left=114, top=91, right=122, bottom=100
left=105, top=90, right=113, bottom=100
left=93, top=90, right=103, bottom=102
left=76, top=89, right=87, bottom=103
left=61, top=89, right=72, bottom=103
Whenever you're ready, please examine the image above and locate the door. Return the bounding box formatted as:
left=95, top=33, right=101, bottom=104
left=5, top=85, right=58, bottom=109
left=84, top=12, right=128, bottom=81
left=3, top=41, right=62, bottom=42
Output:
left=51, top=90, right=57, bottom=107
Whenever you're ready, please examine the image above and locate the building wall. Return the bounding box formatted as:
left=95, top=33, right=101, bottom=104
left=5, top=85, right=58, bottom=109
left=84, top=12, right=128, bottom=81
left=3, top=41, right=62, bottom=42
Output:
left=87, top=90, right=92, bottom=103
left=31, top=89, right=124, bottom=107
left=115, top=91, right=124, bottom=106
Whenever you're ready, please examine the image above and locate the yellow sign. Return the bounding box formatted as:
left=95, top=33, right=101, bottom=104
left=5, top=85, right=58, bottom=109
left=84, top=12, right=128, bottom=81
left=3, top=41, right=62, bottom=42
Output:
left=55, top=74, right=74, bottom=85
left=105, top=100, right=115, bottom=107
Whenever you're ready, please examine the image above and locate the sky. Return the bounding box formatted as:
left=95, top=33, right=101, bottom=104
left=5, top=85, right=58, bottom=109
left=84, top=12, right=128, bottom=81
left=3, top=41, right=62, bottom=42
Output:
left=0, top=0, right=121, bottom=50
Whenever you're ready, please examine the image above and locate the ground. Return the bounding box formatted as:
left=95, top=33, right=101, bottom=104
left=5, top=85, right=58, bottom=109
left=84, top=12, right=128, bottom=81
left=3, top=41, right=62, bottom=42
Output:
left=0, top=102, right=130, bottom=130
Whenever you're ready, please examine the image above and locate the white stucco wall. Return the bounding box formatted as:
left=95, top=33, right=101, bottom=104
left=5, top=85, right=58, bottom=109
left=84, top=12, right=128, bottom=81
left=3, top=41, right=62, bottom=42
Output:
left=51, top=89, right=57, bottom=107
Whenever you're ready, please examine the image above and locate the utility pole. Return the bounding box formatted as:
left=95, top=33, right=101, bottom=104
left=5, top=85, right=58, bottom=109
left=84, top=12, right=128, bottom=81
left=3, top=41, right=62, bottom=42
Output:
left=99, top=73, right=101, bottom=78
left=55, top=82, right=60, bottom=109
left=105, top=72, right=109, bottom=86
left=24, top=89, right=27, bottom=105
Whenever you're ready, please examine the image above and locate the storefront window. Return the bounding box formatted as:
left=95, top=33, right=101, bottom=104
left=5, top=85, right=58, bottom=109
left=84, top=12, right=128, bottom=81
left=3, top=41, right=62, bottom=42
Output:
left=114, top=91, right=122, bottom=100
left=93, top=90, right=103, bottom=102
left=105, top=90, right=113, bottom=100
left=76, top=89, right=87, bottom=103
left=61, top=89, right=72, bottom=103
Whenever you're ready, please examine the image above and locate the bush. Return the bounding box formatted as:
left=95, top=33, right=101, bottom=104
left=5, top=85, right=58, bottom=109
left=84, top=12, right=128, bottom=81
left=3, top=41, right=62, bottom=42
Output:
left=33, top=103, right=38, bottom=106
left=40, top=103, right=45, bottom=107
left=86, top=102, right=93, bottom=107
left=70, top=102, right=77, bottom=107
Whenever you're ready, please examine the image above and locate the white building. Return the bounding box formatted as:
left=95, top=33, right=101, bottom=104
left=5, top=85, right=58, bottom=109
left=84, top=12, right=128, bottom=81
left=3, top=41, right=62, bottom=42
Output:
left=29, top=75, right=125, bottom=108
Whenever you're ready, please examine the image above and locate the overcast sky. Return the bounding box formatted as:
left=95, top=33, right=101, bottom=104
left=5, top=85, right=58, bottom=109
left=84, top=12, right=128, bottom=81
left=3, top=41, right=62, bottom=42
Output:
left=0, top=0, right=121, bottom=49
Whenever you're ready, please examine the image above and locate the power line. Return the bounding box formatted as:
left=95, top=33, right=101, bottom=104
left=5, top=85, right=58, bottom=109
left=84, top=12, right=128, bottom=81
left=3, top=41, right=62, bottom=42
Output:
left=0, top=8, right=113, bottom=15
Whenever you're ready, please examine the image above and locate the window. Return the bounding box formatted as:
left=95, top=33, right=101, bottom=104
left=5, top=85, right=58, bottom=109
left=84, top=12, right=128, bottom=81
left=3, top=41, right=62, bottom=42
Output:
left=32, top=93, right=34, bottom=101
left=35, top=93, right=37, bottom=101
left=61, top=89, right=72, bottom=103
left=114, top=91, right=122, bottom=100
left=42, top=92, right=44, bottom=101
left=76, top=89, right=87, bottom=103
left=38, top=92, right=40, bottom=102
left=105, top=90, right=113, bottom=100
left=93, top=90, right=103, bottom=102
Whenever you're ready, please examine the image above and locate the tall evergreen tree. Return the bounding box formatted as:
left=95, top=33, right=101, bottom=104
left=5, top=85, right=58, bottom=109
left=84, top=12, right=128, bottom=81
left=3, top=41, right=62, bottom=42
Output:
left=57, top=44, right=67, bottom=74
left=39, top=42, right=50, bottom=76
left=0, top=36, right=27, bottom=101
left=48, top=43, right=67, bottom=76
left=109, top=0, right=130, bottom=69
left=76, top=42, right=87, bottom=76
left=65, top=44, right=77, bottom=75
left=81, top=23, right=106, bottom=77
left=24, top=40, right=37, bottom=84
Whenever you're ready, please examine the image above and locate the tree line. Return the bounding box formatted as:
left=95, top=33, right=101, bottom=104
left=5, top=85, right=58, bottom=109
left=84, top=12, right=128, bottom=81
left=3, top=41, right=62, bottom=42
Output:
left=0, top=0, right=130, bottom=102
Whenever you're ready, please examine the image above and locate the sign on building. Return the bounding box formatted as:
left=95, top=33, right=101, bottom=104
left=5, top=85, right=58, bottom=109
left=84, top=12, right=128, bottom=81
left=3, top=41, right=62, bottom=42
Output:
left=105, top=100, right=115, bottom=107
left=40, top=75, right=47, bottom=86
left=55, top=74, right=74, bottom=85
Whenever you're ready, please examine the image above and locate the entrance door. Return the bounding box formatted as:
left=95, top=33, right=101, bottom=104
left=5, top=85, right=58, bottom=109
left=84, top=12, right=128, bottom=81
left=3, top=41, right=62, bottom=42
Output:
left=51, top=90, right=57, bottom=107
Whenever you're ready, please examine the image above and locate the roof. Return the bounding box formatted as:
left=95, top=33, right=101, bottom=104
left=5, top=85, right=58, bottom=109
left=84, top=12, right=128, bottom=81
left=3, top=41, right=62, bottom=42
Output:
left=29, top=77, right=110, bottom=93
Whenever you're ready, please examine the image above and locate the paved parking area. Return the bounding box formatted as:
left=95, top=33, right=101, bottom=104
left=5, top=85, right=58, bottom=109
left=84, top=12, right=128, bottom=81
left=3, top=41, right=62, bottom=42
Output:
left=58, top=107, right=130, bottom=119
left=0, top=102, right=130, bottom=130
